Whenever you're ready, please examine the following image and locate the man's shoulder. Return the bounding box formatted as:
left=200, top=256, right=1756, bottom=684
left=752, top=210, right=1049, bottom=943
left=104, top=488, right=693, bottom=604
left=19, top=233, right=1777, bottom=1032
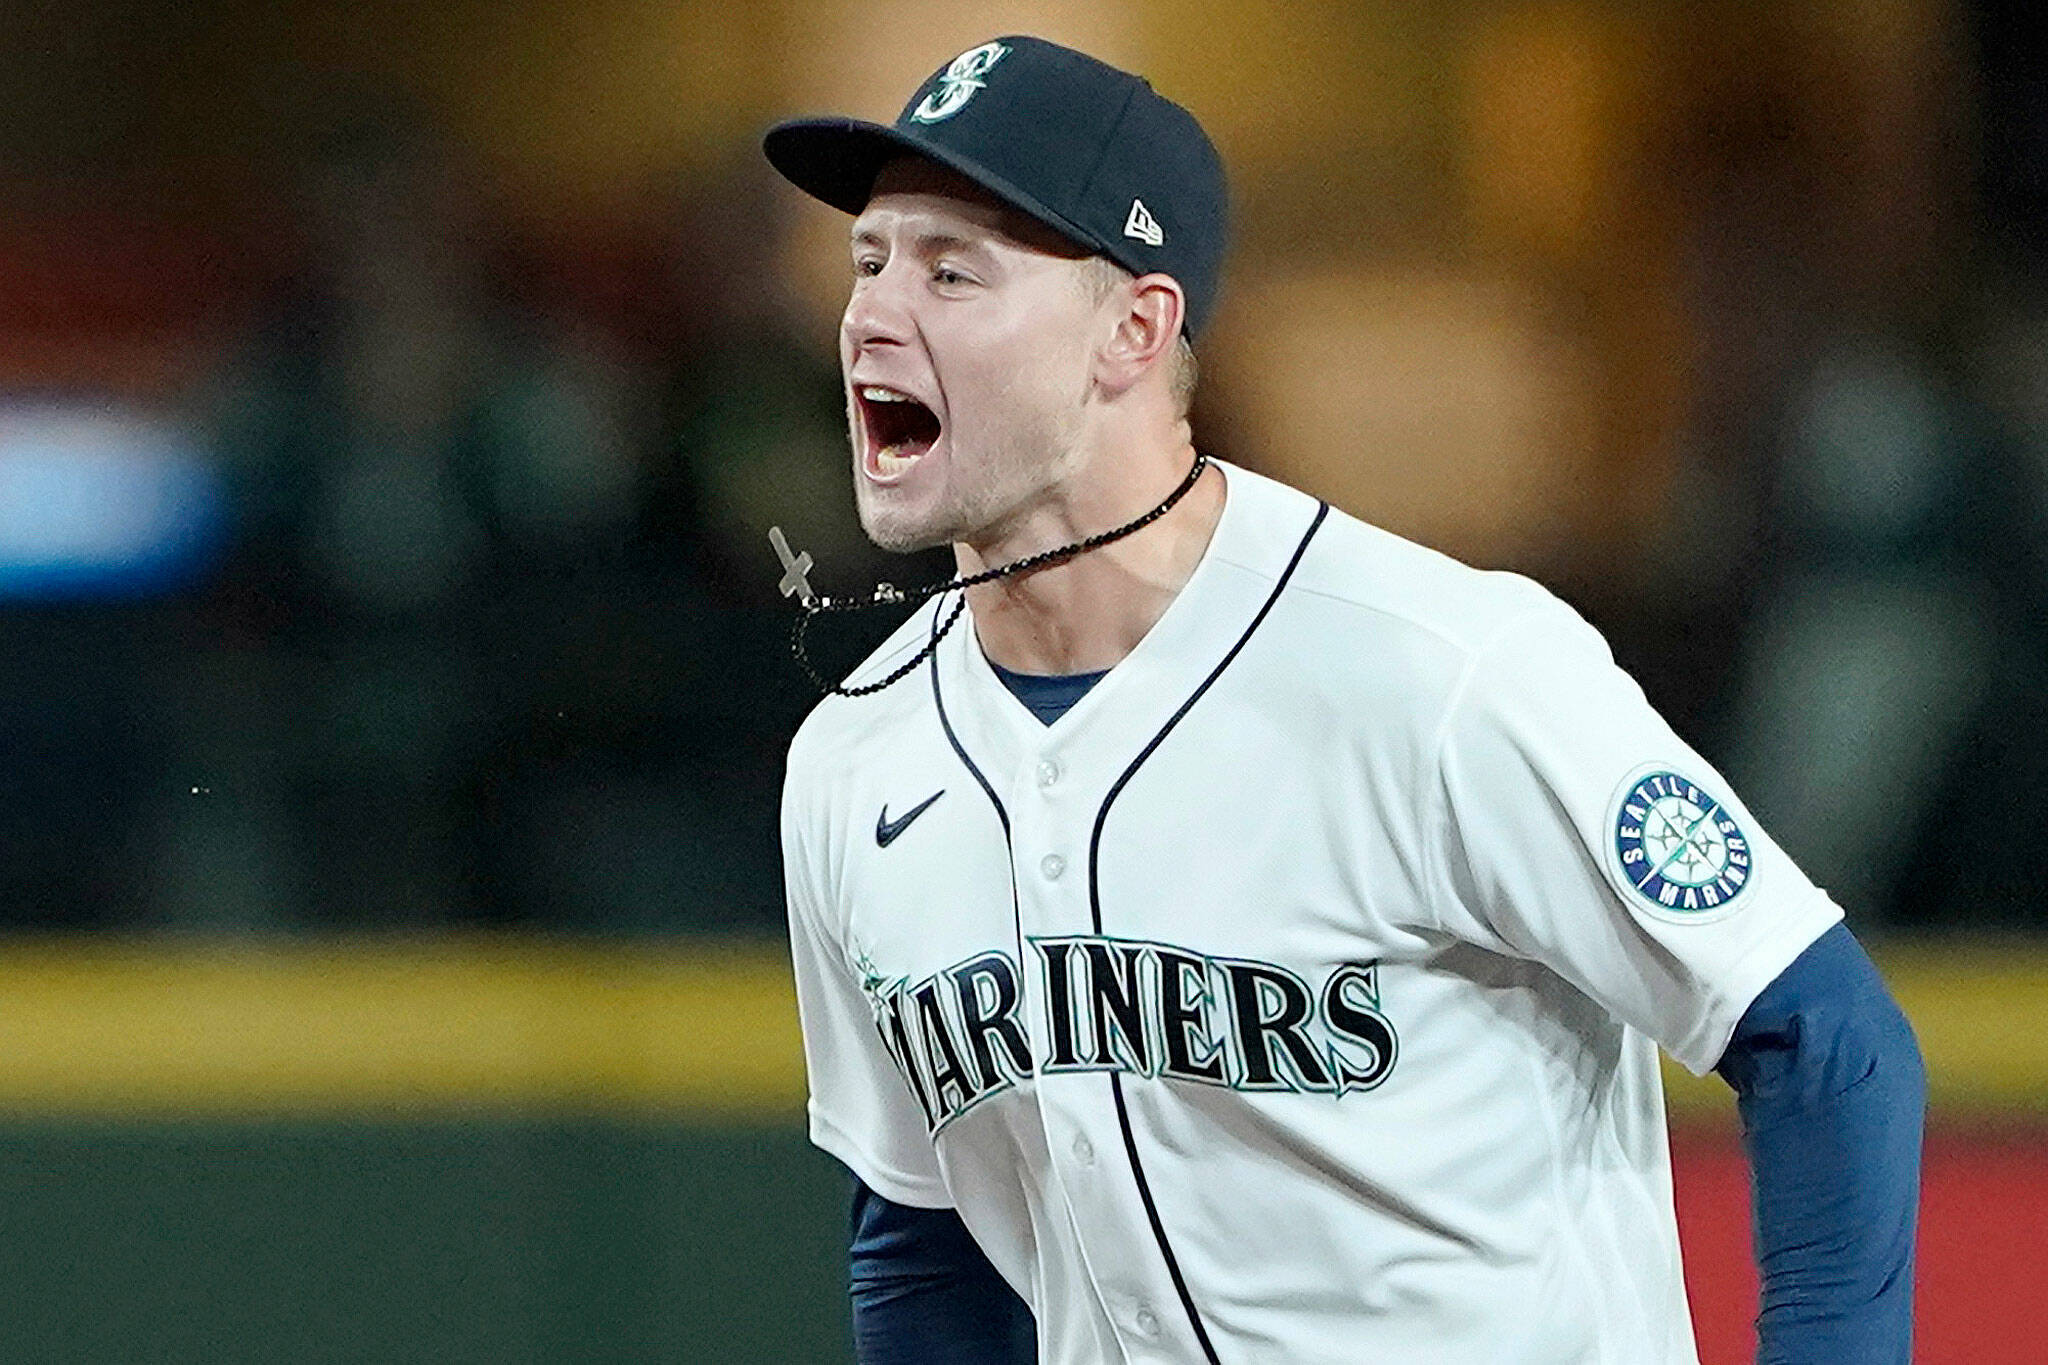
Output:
left=1225, top=463, right=1568, bottom=659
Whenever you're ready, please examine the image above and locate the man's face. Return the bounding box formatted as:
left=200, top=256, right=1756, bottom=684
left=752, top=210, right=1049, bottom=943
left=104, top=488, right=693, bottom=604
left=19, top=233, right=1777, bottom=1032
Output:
left=841, top=158, right=1103, bottom=553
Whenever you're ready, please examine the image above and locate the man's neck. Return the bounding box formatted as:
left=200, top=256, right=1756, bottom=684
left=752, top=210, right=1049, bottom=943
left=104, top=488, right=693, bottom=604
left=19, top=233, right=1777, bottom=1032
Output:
left=960, top=447, right=1224, bottom=676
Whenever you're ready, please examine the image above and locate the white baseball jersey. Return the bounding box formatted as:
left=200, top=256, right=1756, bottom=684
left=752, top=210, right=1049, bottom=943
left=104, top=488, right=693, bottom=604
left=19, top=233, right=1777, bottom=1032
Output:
left=782, top=459, right=1841, bottom=1364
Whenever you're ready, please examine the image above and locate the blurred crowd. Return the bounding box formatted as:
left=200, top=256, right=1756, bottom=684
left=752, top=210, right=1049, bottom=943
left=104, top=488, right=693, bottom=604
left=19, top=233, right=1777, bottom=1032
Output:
left=0, top=109, right=945, bottom=933
left=1, top=1, right=2044, bottom=936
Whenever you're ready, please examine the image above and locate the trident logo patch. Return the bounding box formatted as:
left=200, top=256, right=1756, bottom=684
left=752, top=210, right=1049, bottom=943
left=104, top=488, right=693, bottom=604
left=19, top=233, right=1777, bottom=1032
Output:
left=910, top=42, right=1011, bottom=123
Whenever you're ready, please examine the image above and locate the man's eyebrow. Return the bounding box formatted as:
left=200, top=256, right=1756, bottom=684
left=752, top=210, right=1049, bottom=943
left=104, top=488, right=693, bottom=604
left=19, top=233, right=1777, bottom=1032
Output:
left=849, top=226, right=991, bottom=257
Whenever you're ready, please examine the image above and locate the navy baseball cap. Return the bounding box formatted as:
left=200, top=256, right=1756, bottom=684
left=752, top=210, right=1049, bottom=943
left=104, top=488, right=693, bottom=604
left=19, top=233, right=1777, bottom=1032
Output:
left=764, top=36, right=1229, bottom=337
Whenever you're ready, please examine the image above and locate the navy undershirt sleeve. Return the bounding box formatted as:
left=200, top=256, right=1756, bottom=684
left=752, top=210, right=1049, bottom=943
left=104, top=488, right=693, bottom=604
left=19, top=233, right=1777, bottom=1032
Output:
left=848, top=1176, right=1035, bottom=1364
left=1714, top=922, right=1925, bottom=1364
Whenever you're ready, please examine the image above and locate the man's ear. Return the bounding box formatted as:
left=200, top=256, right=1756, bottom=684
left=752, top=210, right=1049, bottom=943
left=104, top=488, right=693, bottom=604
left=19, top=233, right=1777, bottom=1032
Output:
left=1096, top=273, right=1186, bottom=396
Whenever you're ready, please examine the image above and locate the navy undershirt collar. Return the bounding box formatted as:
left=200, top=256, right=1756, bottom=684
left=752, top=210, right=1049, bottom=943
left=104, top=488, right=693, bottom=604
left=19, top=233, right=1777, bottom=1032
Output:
left=987, top=660, right=1108, bottom=725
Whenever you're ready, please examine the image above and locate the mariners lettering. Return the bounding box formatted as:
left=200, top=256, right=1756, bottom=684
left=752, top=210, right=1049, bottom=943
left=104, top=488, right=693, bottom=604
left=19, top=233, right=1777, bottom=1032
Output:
left=1041, top=938, right=1396, bottom=1099
left=913, top=979, right=977, bottom=1117
left=952, top=953, right=1033, bottom=1089
left=1221, top=959, right=1329, bottom=1090
left=860, top=939, right=1399, bottom=1133
left=1084, top=940, right=1152, bottom=1072
left=1041, top=940, right=1084, bottom=1068
left=1156, top=949, right=1227, bottom=1084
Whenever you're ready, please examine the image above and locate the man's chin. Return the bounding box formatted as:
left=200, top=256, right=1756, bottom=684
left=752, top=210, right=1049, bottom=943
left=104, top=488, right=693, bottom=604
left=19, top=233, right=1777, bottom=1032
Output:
left=857, top=506, right=952, bottom=556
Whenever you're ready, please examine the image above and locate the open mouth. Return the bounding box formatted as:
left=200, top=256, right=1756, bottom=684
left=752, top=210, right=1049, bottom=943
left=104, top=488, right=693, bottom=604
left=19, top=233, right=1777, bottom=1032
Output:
left=857, top=385, right=943, bottom=479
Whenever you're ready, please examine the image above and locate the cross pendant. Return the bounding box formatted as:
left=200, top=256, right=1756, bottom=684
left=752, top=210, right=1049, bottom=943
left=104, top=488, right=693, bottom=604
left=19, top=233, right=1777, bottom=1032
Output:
left=768, top=526, right=818, bottom=608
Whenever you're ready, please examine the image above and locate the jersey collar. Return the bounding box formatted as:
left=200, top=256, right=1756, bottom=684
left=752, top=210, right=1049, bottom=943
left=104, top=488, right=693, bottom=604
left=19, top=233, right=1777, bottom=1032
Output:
left=934, top=459, right=1322, bottom=769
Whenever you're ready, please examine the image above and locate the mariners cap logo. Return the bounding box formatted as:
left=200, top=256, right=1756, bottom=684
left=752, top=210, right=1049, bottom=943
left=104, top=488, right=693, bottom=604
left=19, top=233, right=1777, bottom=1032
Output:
left=910, top=41, right=1011, bottom=123
left=1608, top=768, right=1754, bottom=922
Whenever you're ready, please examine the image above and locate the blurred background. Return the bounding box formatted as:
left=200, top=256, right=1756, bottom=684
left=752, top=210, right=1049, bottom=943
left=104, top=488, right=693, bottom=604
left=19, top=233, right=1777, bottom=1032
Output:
left=0, top=0, right=2042, bottom=1359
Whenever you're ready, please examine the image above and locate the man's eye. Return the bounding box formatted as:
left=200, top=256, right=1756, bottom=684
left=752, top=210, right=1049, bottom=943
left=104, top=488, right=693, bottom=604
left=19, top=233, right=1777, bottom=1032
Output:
left=934, top=268, right=970, bottom=286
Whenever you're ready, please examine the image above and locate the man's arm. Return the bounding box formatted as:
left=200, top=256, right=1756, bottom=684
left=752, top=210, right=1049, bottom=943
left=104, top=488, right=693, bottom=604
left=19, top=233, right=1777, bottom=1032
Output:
left=1714, top=922, right=1926, bottom=1364
left=848, top=1175, right=1035, bottom=1363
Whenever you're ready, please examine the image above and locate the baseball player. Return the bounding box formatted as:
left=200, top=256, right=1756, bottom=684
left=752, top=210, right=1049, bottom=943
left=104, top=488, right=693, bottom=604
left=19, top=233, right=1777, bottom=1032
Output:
left=766, top=37, right=1923, bottom=1364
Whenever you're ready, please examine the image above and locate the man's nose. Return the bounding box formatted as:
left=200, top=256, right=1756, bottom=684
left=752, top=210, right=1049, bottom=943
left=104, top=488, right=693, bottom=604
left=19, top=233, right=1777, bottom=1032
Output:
left=841, top=267, right=916, bottom=351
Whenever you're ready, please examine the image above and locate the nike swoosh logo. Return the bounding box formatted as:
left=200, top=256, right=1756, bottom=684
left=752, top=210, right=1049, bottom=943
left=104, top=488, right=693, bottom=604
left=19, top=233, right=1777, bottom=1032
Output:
left=876, top=790, right=945, bottom=848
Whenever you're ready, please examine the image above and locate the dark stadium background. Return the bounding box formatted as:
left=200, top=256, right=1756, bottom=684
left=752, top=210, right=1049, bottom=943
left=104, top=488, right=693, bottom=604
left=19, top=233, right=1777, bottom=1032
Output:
left=2, top=0, right=2042, bottom=1359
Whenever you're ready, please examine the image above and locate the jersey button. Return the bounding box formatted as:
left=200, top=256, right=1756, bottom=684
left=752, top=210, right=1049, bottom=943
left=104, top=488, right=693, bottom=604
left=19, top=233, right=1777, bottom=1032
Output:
left=1036, top=759, right=1062, bottom=788
left=1040, top=853, right=1066, bottom=880
left=1071, top=1134, right=1094, bottom=1165
left=1134, top=1307, right=1161, bottom=1339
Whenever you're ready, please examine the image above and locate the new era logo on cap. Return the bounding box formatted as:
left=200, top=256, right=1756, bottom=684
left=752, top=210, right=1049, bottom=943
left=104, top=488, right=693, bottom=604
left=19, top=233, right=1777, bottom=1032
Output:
left=1124, top=198, right=1163, bottom=247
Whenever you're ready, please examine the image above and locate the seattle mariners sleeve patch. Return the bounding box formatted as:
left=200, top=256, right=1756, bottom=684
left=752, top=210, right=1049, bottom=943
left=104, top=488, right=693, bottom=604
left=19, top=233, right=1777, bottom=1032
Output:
left=1606, top=767, right=1755, bottom=924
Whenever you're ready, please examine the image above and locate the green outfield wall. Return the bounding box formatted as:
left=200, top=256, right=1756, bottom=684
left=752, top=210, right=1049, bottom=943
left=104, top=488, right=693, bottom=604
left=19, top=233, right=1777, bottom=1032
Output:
left=0, top=1120, right=851, bottom=1364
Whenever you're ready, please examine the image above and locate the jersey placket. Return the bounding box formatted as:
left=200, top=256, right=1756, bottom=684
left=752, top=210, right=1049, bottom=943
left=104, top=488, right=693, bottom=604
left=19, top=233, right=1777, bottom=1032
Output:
left=987, top=681, right=1203, bottom=1365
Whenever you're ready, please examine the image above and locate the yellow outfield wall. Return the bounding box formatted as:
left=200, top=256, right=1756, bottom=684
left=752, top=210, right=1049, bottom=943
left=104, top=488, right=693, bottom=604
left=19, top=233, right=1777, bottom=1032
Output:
left=0, top=936, right=2039, bottom=1120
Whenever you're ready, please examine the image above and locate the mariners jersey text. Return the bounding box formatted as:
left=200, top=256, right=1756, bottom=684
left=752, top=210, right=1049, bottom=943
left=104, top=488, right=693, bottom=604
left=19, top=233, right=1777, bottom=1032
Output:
left=860, top=937, right=1398, bottom=1133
